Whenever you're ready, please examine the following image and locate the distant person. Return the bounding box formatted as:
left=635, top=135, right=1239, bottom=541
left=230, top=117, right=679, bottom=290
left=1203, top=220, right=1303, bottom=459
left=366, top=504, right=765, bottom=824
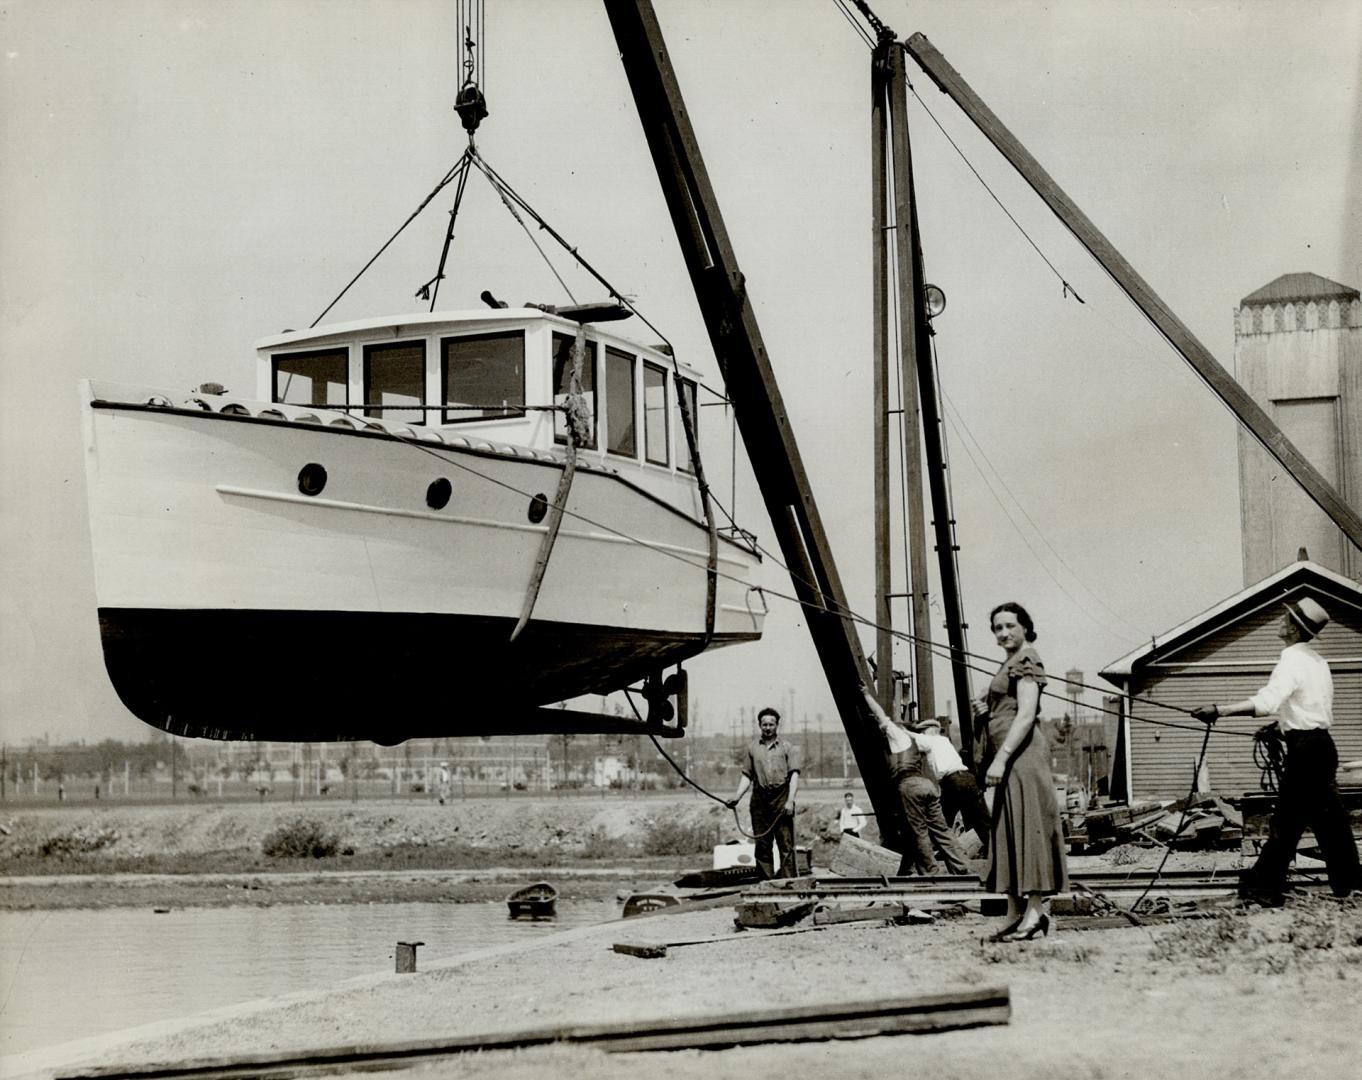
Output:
left=437, top=761, right=452, bottom=805
left=979, top=601, right=1068, bottom=942
left=838, top=791, right=866, bottom=838
left=862, top=688, right=970, bottom=876
left=913, top=717, right=990, bottom=858
left=728, top=707, right=801, bottom=879
left=1192, top=597, right=1359, bottom=905
left=57, top=781, right=65, bottom=803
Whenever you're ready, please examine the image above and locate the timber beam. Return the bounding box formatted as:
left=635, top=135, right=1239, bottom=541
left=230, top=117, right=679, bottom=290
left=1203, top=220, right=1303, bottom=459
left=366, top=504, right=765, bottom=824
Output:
left=903, top=33, right=1362, bottom=552
left=603, top=0, right=910, bottom=846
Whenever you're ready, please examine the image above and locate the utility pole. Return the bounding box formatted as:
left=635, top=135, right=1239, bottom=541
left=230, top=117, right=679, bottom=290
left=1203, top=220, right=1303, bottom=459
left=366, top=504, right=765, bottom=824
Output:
left=885, top=42, right=974, bottom=755
left=883, top=35, right=934, bottom=720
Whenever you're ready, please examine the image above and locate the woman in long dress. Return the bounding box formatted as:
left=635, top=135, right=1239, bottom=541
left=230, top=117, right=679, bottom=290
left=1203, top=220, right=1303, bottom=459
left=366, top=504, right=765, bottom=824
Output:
left=979, top=601, right=1068, bottom=939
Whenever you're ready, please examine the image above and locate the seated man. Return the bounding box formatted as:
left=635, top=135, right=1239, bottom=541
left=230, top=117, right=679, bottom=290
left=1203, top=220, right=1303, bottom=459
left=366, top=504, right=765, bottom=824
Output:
left=862, top=689, right=969, bottom=875
left=838, top=790, right=867, bottom=838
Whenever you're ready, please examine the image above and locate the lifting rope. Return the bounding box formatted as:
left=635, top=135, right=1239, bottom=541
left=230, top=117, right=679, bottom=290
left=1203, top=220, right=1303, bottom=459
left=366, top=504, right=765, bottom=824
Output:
left=298, top=3, right=724, bottom=647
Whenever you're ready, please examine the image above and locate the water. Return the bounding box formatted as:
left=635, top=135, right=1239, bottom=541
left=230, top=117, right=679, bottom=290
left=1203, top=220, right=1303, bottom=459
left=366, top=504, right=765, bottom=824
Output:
left=0, top=900, right=616, bottom=1058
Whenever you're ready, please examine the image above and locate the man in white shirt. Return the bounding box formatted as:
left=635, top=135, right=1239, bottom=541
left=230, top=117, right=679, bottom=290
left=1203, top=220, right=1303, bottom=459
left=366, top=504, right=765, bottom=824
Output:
left=838, top=791, right=867, bottom=837
left=1193, top=597, right=1359, bottom=905
left=861, top=689, right=970, bottom=875
left=913, top=718, right=991, bottom=857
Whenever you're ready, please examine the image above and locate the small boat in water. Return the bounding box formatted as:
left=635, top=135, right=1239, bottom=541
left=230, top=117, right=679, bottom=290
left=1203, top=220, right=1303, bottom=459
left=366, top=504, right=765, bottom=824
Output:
left=506, top=881, right=558, bottom=920
left=621, top=891, right=681, bottom=918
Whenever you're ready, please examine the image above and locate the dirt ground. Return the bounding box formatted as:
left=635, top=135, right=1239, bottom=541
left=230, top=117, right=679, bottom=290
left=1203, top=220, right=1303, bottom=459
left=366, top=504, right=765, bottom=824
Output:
left=9, top=893, right=1361, bottom=1080
left=3, top=798, right=1361, bottom=1080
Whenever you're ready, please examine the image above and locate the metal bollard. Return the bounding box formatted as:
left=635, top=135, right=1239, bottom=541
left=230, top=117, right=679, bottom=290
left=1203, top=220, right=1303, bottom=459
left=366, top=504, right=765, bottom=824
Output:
left=395, top=940, right=425, bottom=974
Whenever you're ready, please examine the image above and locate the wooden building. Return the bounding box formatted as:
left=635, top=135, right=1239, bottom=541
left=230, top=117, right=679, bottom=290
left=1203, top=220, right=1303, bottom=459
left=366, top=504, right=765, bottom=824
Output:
left=1100, top=559, right=1362, bottom=800
left=1235, top=273, right=1362, bottom=583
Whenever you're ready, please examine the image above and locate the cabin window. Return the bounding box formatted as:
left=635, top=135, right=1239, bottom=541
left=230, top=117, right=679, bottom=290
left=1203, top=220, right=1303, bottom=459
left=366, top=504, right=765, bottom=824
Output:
left=442, top=331, right=525, bottom=422
left=364, top=342, right=426, bottom=425
left=604, top=347, right=636, bottom=458
left=273, top=349, right=348, bottom=409
left=643, top=362, right=669, bottom=465
left=551, top=332, right=597, bottom=449
left=674, top=376, right=698, bottom=474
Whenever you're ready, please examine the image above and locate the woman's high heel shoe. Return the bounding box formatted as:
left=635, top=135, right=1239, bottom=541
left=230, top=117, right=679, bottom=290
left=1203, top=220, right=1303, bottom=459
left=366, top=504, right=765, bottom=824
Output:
left=982, top=916, right=1024, bottom=943
left=1001, top=914, right=1050, bottom=942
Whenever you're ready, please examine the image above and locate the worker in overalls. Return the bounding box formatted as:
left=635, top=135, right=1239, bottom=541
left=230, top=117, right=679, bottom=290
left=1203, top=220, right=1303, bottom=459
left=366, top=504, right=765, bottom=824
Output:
left=863, top=689, right=971, bottom=875
left=729, top=708, right=802, bottom=879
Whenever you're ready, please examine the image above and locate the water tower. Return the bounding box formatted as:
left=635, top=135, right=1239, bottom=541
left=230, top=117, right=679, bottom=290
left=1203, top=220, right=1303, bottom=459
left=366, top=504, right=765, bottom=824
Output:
left=1234, top=273, right=1362, bottom=583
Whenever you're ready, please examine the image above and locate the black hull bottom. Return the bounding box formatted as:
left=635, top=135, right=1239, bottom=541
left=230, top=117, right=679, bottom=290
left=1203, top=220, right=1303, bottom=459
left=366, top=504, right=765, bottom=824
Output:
left=98, top=608, right=757, bottom=741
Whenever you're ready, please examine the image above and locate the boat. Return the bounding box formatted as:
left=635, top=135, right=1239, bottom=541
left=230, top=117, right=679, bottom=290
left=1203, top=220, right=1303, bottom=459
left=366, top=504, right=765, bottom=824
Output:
left=620, top=891, right=681, bottom=918
left=79, top=304, right=765, bottom=741
left=506, top=881, right=557, bottom=919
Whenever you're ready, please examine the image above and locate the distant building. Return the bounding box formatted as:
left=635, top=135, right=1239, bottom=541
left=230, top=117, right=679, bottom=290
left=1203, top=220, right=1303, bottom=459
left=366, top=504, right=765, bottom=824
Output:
left=1235, top=272, right=1362, bottom=583
left=1100, top=558, right=1362, bottom=799
left=593, top=755, right=627, bottom=788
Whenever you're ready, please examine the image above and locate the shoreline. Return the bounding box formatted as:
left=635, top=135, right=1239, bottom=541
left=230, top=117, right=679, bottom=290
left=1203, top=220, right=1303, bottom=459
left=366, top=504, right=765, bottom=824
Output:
left=0, top=865, right=685, bottom=911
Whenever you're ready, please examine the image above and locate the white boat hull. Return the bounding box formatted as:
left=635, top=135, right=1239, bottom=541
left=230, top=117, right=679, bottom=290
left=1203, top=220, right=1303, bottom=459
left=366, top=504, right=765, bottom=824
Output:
left=81, top=383, right=764, bottom=740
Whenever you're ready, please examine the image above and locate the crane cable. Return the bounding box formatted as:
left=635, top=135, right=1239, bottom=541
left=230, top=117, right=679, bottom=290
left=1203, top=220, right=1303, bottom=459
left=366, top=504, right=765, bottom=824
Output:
left=619, top=690, right=786, bottom=841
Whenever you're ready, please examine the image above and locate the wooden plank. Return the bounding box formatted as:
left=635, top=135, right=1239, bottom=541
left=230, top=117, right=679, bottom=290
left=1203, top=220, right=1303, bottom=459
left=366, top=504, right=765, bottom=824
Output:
left=813, top=904, right=905, bottom=926
left=903, top=32, right=1362, bottom=553
left=61, top=989, right=1011, bottom=1078
left=612, top=923, right=832, bottom=958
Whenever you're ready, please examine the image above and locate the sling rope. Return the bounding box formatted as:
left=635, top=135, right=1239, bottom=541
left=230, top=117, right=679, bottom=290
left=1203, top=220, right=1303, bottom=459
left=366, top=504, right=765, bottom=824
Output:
left=509, top=325, right=591, bottom=642
left=309, top=151, right=473, bottom=328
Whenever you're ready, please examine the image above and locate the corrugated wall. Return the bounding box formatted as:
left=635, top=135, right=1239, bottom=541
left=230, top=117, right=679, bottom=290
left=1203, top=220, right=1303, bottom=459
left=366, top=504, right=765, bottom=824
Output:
left=1127, top=592, right=1362, bottom=798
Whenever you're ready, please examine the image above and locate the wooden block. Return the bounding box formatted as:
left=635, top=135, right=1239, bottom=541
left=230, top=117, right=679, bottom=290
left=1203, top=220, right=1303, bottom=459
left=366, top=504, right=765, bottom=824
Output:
left=1049, top=895, right=1095, bottom=916
left=612, top=941, right=668, bottom=958
left=1211, top=798, right=1243, bottom=828
left=812, top=904, right=904, bottom=926
left=830, top=833, right=902, bottom=878
left=734, top=900, right=816, bottom=929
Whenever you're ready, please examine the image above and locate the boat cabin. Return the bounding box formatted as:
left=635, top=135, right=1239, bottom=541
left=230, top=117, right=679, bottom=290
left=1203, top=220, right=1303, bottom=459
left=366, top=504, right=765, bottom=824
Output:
left=258, top=309, right=702, bottom=490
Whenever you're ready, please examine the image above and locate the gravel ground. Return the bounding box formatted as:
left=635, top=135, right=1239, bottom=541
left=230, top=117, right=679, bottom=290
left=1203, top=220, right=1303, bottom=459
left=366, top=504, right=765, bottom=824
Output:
left=8, top=890, right=1361, bottom=1080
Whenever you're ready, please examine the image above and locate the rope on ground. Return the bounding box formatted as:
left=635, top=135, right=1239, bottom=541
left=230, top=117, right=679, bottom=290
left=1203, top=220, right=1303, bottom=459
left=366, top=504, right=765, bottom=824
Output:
left=1127, top=718, right=1214, bottom=914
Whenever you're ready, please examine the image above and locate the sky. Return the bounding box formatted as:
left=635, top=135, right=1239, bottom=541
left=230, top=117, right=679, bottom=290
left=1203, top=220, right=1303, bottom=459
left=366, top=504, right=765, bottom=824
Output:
left=2, top=0, right=1360, bottom=746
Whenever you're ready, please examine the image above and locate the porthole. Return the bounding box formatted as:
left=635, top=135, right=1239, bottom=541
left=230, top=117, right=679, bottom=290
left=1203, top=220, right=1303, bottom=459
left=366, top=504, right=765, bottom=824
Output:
left=528, top=493, right=549, bottom=524
left=298, top=463, right=328, bottom=497
left=426, top=478, right=452, bottom=510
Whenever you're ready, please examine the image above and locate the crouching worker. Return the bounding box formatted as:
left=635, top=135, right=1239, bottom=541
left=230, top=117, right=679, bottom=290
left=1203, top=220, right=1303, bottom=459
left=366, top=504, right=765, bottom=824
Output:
left=1192, top=597, right=1360, bottom=906
left=862, top=688, right=970, bottom=875
left=728, top=707, right=801, bottom=879
left=914, top=717, right=990, bottom=858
